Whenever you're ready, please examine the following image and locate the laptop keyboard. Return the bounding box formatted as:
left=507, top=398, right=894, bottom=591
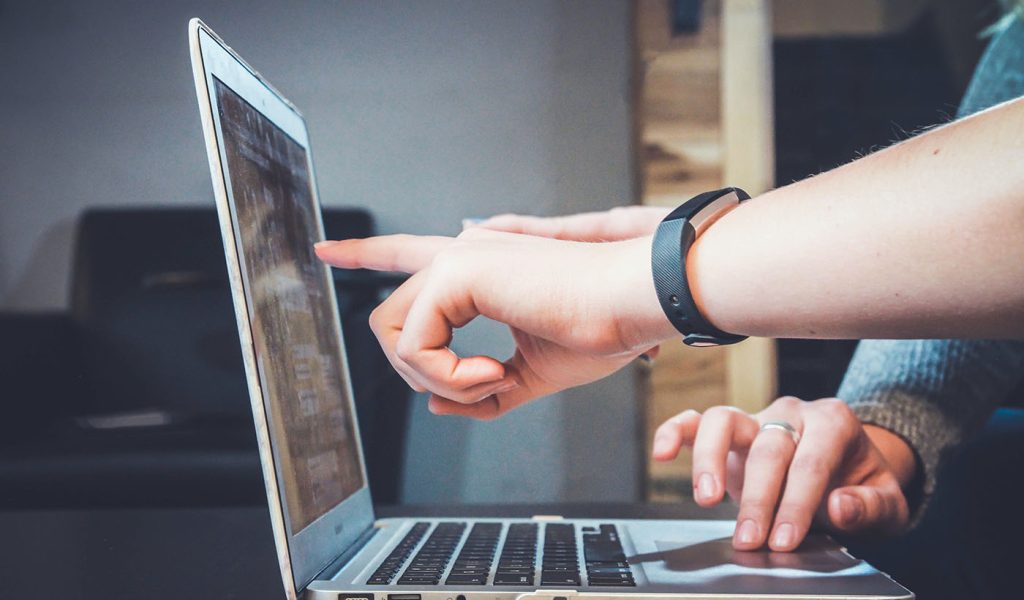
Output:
left=446, top=523, right=502, bottom=585
left=584, top=524, right=636, bottom=586
left=397, top=522, right=467, bottom=585
left=366, top=521, right=634, bottom=588
left=493, top=523, right=539, bottom=585
left=540, top=523, right=580, bottom=586
left=366, top=522, right=430, bottom=585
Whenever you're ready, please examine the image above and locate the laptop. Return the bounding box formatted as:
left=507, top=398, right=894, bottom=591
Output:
left=188, top=18, right=913, bottom=600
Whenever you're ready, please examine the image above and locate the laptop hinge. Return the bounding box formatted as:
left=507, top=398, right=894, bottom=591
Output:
left=312, top=524, right=379, bottom=584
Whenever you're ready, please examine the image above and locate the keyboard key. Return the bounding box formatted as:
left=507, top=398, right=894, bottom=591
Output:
left=494, top=567, right=534, bottom=575
left=397, top=573, right=438, bottom=581
left=392, top=522, right=467, bottom=586
left=583, top=542, right=625, bottom=563
left=493, top=523, right=538, bottom=586
left=444, top=522, right=501, bottom=586
left=583, top=524, right=635, bottom=587
left=541, top=523, right=581, bottom=587
left=446, top=574, right=488, bottom=585
left=367, top=522, right=432, bottom=585
left=541, top=572, right=581, bottom=586
left=494, top=573, right=535, bottom=585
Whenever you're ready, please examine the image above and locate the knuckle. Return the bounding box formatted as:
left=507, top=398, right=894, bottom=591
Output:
left=668, top=409, right=699, bottom=426
left=814, top=397, right=854, bottom=419
left=772, top=395, right=803, bottom=411
left=654, top=421, right=676, bottom=438
left=550, top=217, right=570, bottom=237
left=367, top=306, right=386, bottom=337
left=790, top=453, right=830, bottom=479
left=456, top=227, right=489, bottom=241
left=737, top=496, right=777, bottom=520
left=704, top=405, right=741, bottom=423
left=811, top=398, right=859, bottom=438
left=748, top=441, right=791, bottom=465
left=394, top=338, right=417, bottom=364
left=367, top=306, right=381, bottom=328
left=432, top=247, right=467, bottom=277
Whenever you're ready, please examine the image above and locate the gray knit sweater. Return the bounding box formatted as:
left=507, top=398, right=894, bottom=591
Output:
left=837, top=15, right=1024, bottom=515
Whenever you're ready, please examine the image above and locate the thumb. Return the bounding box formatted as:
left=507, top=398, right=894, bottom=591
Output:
left=825, top=483, right=909, bottom=535
left=425, top=353, right=551, bottom=420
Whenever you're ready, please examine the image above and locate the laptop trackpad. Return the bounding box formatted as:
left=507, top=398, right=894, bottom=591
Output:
left=624, top=520, right=909, bottom=597
left=654, top=536, right=858, bottom=572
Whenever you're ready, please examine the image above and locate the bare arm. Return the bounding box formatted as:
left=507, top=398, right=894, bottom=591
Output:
left=478, top=97, right=1024, bottom=344
left=682, top=96, right=1024, bottom=340
left=318, top=97, right=1024, bottom=417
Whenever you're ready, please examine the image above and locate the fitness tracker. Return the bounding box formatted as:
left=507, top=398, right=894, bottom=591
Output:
left=651, top=187, right=750, bottom=347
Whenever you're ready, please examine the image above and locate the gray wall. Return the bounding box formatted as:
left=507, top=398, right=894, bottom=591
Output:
left=0, top=0, right=641, bottom=503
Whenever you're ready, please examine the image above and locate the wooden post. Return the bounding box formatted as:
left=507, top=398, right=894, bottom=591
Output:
left=635, top=0, right=777, bottom=501
left=721, top=0, right=778, bottom=414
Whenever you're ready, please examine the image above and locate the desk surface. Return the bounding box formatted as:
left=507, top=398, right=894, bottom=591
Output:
left=1, top=502, right=736, bottom=600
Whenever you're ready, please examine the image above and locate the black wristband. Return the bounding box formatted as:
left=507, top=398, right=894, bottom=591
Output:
left=651, top=187, right=750, bottom=347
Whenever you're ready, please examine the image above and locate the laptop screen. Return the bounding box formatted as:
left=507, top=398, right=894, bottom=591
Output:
left=214, top=77, right=365, bottom=533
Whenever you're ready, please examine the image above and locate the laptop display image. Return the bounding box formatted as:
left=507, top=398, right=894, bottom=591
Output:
left=215, top=76, right=364, bottom=532
left=189, top=18, right=913, bottom=600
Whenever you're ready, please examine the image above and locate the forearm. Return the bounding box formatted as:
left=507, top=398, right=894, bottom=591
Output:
left=687, top=96, right=1024, bottom=339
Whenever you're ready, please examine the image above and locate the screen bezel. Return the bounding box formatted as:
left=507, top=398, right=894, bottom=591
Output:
left=189, top=19, right=374, bottom=597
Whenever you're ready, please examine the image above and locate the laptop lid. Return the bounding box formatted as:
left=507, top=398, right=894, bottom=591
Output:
left=188, top=19, right=375, bottom=599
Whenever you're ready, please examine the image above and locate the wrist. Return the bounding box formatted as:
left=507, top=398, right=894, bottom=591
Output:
left=864, top=424, right=919, bottom=489
left=685, top=209, right=743, bottom=336
left=611, top=236, right=681, bottom=351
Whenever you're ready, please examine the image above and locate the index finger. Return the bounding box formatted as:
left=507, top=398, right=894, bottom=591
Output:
left=314, top=234, right=453, bottom=273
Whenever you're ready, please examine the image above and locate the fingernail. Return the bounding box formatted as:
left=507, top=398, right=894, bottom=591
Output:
left=838, top=493, right=863, bottom=525
left=736, top=519, right=759, bottom=546
left=771, top=523, right=795, bottom=549
left=493, top=380, right=519, bottom=394
left=697, top=473, right=716, bottom=502
left=314, top=240, right=338, bottom=249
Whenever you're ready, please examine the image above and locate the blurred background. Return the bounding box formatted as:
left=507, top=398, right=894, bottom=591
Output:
left=0, top=0, right=1005, bottom=512
left=0, top=0, right=639, bottom=510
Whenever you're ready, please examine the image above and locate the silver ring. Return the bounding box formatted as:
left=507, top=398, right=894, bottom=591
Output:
left=759, top=420, right=801, bottom=445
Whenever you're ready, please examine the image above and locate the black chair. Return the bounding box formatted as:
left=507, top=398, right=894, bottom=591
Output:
left=0, top=207, right=410, bottom=507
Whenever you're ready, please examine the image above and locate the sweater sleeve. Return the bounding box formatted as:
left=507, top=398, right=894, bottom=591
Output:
left=838, top=339, right=1024, bottom=518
